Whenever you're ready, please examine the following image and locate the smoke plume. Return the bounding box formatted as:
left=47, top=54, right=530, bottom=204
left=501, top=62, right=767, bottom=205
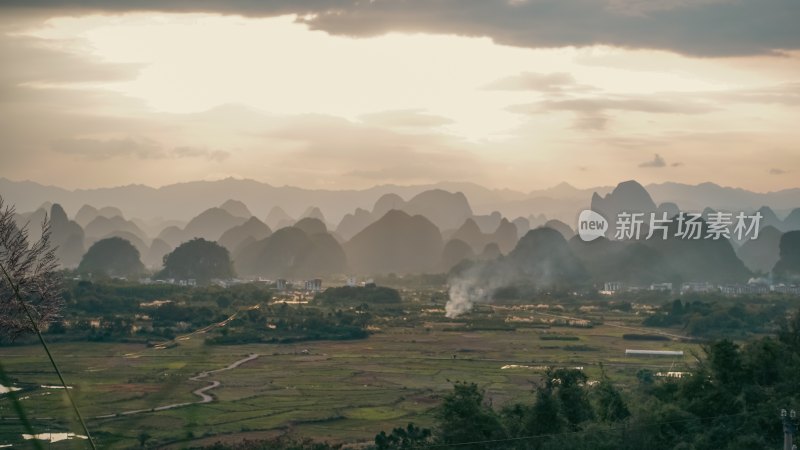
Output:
left=444, top=227, right=588, bottom=317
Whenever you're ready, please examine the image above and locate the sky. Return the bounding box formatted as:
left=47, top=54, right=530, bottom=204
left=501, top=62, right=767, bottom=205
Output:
left=0, top=1, right=798, bottom=192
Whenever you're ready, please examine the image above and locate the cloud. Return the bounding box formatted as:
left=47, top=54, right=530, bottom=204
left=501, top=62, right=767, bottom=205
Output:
left=509, top=95, right=715, bottom=130
left=359, top=109, right=453, bottom=128
left=538, top=97, right=716, bottom=115
left=0, top=9, right=797, bottom=192
left=600, top=136, right=666, bottom=149
left=1, top=0, right=798, bottom=56
left=769, top=168, right=787, bottom=175
left=172, top=146, right=230, bottom=162
left=483, top=72, right=590, bottom=93
left=0, top=28, right=487, bottom=189
left=0, top=33, right=139, bottom=86
left=572, top=113, right=609, bottom=131
left=51, top=138, right=231, bottom=161
left=264, top=114, right=485, bottom=183
left=51, top=137, right=164, bottom=159
left=639, top=153, right=667, bottom=168
left=711, top=82, right=800, bottom=107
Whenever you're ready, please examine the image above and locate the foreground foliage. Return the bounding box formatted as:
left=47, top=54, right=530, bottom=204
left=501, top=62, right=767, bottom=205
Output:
left=376, top=312, right=800, bottom=450
left=200, top=311, right=800, bottom=450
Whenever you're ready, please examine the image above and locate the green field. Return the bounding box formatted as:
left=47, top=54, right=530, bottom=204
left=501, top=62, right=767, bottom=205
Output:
left=0, top=303, right=701, bottom=449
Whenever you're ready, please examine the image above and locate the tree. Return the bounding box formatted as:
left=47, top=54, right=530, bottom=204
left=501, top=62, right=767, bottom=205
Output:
left=157, top=238, right=234, bottom=283
left=548, top=368, right=595, bottom=428
left=374, top=423, right=432, bottom=450
left=707, top=339, right=745, bottom=389
left=526, top=384, right=565, bottom=442
left=435, top=382, right=507, bottom=448
left=79, top=236, right=145, bottom=278
left=593, top=373, right=630, bottom=422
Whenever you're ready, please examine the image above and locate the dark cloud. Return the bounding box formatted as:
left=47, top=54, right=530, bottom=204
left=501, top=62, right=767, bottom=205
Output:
left=359, top=109, right=453, bottom=128
left=1, top=0, right=798, bottom=56
left=639, top=153, right=667, bottom=168
left=769, top=168, right=787, bottom=175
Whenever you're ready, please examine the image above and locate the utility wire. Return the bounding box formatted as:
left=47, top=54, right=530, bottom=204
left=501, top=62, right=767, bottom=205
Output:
left=0, top=262, right=97, bottom=450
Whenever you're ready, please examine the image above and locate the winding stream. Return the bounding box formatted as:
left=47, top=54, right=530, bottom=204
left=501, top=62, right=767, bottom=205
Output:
left=95, top=353, right=260, bottom=419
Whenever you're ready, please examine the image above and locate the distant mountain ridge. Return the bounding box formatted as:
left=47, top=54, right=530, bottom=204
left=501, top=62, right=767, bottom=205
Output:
left=4, top=178, right=800, bottom=279
left=4, top=177, right=799, bottom=225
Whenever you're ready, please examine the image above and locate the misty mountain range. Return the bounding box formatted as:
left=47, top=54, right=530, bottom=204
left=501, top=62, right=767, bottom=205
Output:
left=4, top=177, right=800, bottom=224
left=3, top=178, right=800, bottom=284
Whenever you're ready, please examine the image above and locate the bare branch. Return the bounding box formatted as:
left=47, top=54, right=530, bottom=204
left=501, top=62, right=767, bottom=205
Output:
left=0, top=197, right=64, bottom=341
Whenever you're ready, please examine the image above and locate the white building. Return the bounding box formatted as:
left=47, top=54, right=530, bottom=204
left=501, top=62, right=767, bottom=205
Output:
left=681, top=282, right=714, bottom=293
left=625, top=349, right=684, bottom=357
left=650, top=283, right=673, bottom=292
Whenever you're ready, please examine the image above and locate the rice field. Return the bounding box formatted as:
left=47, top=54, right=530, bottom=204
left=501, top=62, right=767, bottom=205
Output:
left=0, top=306, right=700, bottom=449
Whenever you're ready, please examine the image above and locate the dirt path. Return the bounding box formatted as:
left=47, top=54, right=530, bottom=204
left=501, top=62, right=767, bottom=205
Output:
left=94, top=353, right=260, bottom=419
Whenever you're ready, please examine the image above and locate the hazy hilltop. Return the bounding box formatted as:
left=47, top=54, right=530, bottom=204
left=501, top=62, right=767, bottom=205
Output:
left=219, top=199, right=253, bottom=218
left=345, top=210, right=444, bottom=275
left=144, top=238, right=172, bottom=269
left=504, top=227, right=589, bottom=286
left=569, top=237, right=666, bottom=285
left=736, top=226, right=783, bottom=273
left=182, top=207, right=248, bottom=241
left=4, top=177, right=799, bottom=225
left=592, top=180, right=657, bottom=217
left=84, top=215, right=148, bottom=244
left=49, top=203, right=84, bottom=268
left=448, top=217, right=518, bottom=254
left=3, top=178, right=800, bottom=280
left=591, top=180, right=659, bottom=238
left=441, top=238, right=475, bottom=271
left=335, top=191, right=473, bottom=241
left=265, top=206, right=294, bottom=230
left=74, top=204, right=124, bottom=228
left=293, top=217, right=328, bottom=236
left=218, top=216, right=272, bottom=253
left=774, top=231, right=800, bottom=281
left=647, top=182, right=800, bottom=214
left=12, top=205, right=49, bottom=242
left=0, top=178, right=509, bottom=224
left=336, top=207, right=373, bottom=241
left=233, top=226, right=346, bottom=278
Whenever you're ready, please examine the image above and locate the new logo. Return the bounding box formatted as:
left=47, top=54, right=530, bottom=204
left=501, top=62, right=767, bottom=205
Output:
left=577, top=210, right=608, bottom=242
